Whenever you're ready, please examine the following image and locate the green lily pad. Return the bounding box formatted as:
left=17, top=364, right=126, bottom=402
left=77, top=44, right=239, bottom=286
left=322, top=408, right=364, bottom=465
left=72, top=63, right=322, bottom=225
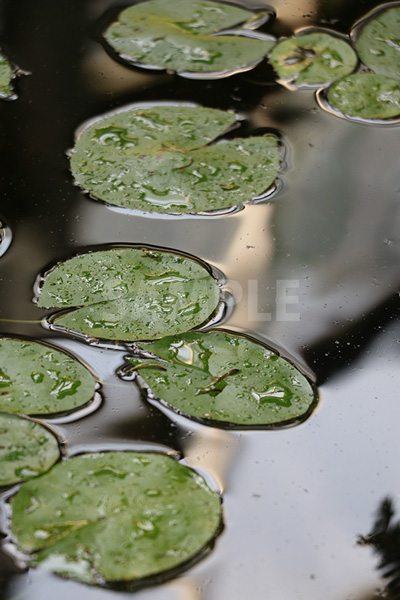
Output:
left=104, top=0, right=274, bottom=77
left=70, top=105, right=281, bottom=214
left=0, top=413, right=60, bottom=486
left=326, top=73, right=400, bottom=120
left=0, top=338, right=97, bottom=415
left=37, top=248, right=221, bottom=341
left=124, top=330, right=316, bottom=427
left=10, top=452, right=222, bottom=585
left=268, top=32, right=357, bottom=87
left=0, top=52, right=14, bottom=98
left=355, top=6, right=400, bottom=80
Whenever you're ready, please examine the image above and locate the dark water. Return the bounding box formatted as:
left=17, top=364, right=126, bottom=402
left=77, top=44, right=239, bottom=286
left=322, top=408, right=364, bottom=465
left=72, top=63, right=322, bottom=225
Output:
left=1, top=0, right=400, bottom=598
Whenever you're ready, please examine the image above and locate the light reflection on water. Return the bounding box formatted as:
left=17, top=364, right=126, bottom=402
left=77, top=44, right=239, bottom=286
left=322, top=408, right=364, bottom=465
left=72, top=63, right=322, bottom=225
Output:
left=1, top=0, right=400, bottom=598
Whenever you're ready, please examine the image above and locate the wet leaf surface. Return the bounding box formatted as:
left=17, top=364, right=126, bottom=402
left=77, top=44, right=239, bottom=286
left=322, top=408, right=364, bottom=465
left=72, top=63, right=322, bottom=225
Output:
left=125, top=331, right=316, bottom=427
left=326, top=73, right=400, bottom=120
left=70, top=105, right=281, bottom=214
left=0, top=413, right=60, bottom=485
left=104, top=0, right=274, bottom=76
left=11, top=452, right=222, bottom=585
left=0, top=339, right=96, bottom=416
left=269, top=32, right=357, bottom=87
left=37, top=248, right=221, bottom=341
left=0, top=52, right=13, bottom=98
left=355, top=6, right=400, bottom=80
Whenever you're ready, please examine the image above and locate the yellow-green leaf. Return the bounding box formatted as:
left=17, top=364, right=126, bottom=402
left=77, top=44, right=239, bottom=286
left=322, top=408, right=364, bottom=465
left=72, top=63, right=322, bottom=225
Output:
left=269, top=32, right=357, bottom=87
left=70, top=105, right=281, bottom=214
left=104, top=0, right=274, bottom=77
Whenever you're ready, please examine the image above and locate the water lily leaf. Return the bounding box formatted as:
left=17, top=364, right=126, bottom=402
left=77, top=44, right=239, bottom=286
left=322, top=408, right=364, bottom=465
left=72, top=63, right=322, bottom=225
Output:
left=0, top=219, right=12, bottom=257
left=10, top=452, right=222, bottom=585
left=0, top=413, right=60, bottom=486
left=355, top=6, right=400, bottom=80
left=124, top=331, right=316, bottom=427
left=103, top=0, right=274, bottom=77
left=37, top=248, right=221, bottom=341
left=70, top=105, right=281, bottom=214
left=0, top=52, right=13, bottom=98
left=326, top=73, right=400, bottom=120
left=0, top=339, right=97, bottom=416
left=268, top=32, right=357, bottom=87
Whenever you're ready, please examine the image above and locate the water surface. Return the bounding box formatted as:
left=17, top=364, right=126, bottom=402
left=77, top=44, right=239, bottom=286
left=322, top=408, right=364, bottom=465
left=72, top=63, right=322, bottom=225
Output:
left=1, top=0, right=400, bottom=598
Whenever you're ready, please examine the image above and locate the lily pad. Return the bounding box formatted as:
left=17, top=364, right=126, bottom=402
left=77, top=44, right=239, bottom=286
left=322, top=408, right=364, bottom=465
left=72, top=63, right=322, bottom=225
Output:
left=268, top=32, right=357, bottom=87
left=326, top=73, right=400, bottom=120
left=10, top=452, right=222, bottom=585
left=0, top=413, right=60, bottom=486
left=37, top=248, right=221, bottom=341
left=0, top=338, right=97, bottom=415
left=355, top=6, right=400, bottom=80
left=70, top=105, right=281, bottom=214
left=0, top=219, right=12, bottom=257
left=103, top=0, right=274, bottom=77
left=0, top=52, right=14, bottom=98
left=124, top=330, right=316, bottom=427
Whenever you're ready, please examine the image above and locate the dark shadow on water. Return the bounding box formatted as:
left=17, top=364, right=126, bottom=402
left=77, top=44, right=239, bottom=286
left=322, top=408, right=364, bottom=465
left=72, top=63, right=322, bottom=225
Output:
left=303, top=291, right=400, bottom=386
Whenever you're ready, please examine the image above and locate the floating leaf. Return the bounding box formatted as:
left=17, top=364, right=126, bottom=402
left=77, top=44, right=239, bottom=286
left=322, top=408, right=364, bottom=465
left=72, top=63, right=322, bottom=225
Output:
left=354, top=6, right=400, bottom=80
left=10, top=452, right=222, bottom=585
left=0, top=413, right=60, bottom=485
left=326, top=73, right=400, bottom=120
left=124, top=331, right=316, bottom=427
left=37, top=248, right=221, bottom=341
left=0, top=219, right=12, bottom=257
left=268, top=31, right=357, bottom=87
left=70, top=105, right=281, bottom=214
left=0, top=52, right=14, bottom=98
left=103, top=0, right=274, bottom=77
left=0, top=338, right=97, bottom=415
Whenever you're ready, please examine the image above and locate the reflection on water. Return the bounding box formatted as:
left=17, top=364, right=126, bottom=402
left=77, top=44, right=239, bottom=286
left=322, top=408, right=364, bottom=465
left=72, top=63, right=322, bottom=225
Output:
left=358, top=498, right=400, bottom=600
left=1, top=0, right=400, bottom=598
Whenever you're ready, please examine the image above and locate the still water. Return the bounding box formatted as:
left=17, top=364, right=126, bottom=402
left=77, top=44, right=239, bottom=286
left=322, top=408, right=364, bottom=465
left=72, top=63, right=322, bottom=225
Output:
left=1, top=0, right=400, bottom=598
